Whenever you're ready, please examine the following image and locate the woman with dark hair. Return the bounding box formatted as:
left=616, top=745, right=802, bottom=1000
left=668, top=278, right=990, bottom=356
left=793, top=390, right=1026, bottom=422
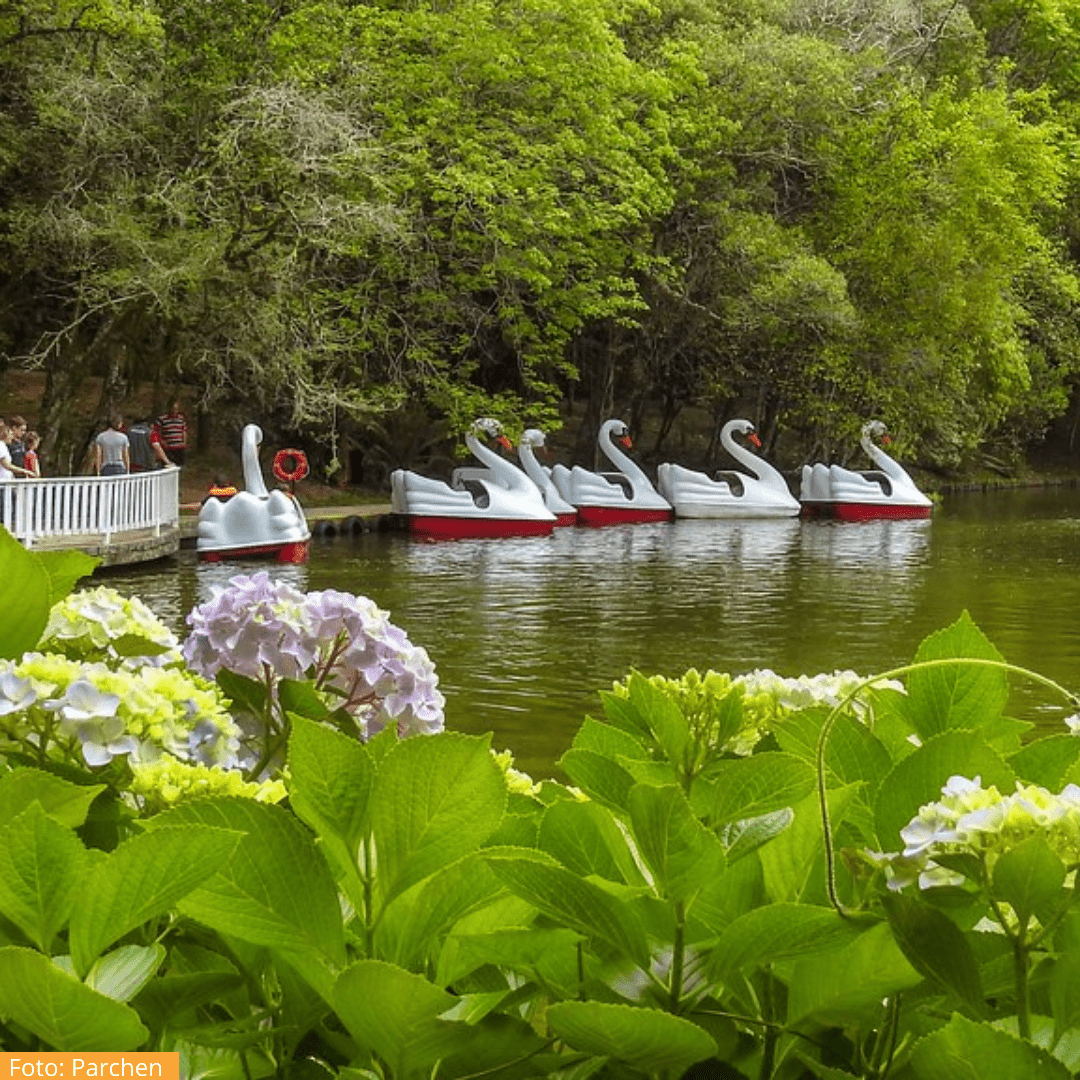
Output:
left=94, top=415, right=130, bottom=476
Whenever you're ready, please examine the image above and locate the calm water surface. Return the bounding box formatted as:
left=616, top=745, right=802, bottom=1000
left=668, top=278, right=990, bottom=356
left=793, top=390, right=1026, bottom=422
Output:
left=101, top=488, right=1080, bottom=777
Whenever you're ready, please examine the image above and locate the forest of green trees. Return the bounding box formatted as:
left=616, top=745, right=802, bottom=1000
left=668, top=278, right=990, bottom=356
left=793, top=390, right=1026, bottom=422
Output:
left=3, top=0, right=1080, bottom=480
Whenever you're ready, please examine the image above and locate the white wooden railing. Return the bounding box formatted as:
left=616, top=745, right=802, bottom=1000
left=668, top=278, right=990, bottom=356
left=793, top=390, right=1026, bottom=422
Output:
left=0, top=467, right=180, bottom=548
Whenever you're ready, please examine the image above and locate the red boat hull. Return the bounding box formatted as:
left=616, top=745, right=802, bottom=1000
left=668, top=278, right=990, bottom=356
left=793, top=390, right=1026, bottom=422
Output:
left=575, top=506, right=675, bottom=527
left=554, top=512, right=579, bottom=527
left=407, top=516, right=556, bottom=540
left=198, top=540, right=310, bottom=563
left=801, top=502, right=932, bottom=522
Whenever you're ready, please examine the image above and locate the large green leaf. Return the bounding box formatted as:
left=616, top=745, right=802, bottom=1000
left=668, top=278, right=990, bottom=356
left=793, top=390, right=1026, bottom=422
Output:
left=371, top=732, right=506, bottom=904
left=334, top=959, right=460, bottom=1075
left=557, top=748, right=637, bottom=811
left=759, top=784, right=860, bottom=903
left=909, top=1013, right=1069, bottom=1080
left=132, top=971, right=246, bottom=1034
left=287, top=716, right=373, bottom=852
left=538, top=798, right=642, bottom=884
left=571, top=716, right=651, bottom=760
left=874, top=731, right=1015, bottom=850
left=381, top=854, right=504, bottom=971
left=788, top=923, right=923, bottom=1026
left=483, top=851, right=650, bottom=968
left=546, top=1001, right=716, bottom=1073
left=438, top=926, right=583, bottom=992
left=701, top=753, right=816, bottom=828
left=1009, top=735, right=1080, bottom=789
left=616, top=673, right=690, bottom=764
left=0, top=801, right=86, bottom=951
left=435, top=1013, right=549, bottom=1080
left=69, top=824, right=241, bottom=976
left=0, top=527, right=52, bottom=658
left=0, top=946, right=148, bottom=1049
left=882, top=893, right=985, bottom=1014
left=627, top=782, right=725, bottom=902
left=991, top=835, right=1066, bottom=931
left=85, top=943, right=166, bottom=1002
left=36, top=548, right=99, bottom=608
left=710, top=903, right=865, bottom=978
left=0, top=768, right=105, bottom=828
left=1050, top=948, right=1080, bottom=1043
left=774, top=708, right=893, bottom=793
left=156, top=799, right=346, bottom=969
left=904, top=612, right=1009, bottom=739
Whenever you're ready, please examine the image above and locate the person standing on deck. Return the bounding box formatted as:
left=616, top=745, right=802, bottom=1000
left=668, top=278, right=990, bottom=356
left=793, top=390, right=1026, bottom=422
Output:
left=94, top=416, right=130, bottom=476
left=128, top=416, right=171, bottom=471
left=22, top=432, right=41, bottom=477
left=157, top=399, right=188, bottom=466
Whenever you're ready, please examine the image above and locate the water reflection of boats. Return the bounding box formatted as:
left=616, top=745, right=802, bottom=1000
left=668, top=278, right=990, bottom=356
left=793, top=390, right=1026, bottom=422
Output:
left=798, top=517, right=932, bottom=570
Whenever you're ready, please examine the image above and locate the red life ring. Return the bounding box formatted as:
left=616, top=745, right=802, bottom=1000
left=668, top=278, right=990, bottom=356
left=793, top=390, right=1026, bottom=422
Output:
left=273, top=448, right=309, bottom=483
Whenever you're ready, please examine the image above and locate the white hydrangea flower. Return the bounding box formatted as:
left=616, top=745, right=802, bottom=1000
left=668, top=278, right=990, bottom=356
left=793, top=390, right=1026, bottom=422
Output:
left=0, top=669, right=36, bottom=715
left=42, top=586, right=180, bottom=662
left=875, top=775, right=1080, bottom=897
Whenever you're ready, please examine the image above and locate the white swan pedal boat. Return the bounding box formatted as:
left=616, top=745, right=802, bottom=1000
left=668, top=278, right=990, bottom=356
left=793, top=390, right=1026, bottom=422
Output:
left=196, top=425, right=311, bottom=562
left=390, top=418, right=556, bottom=540
left=550, top=418, right=673, bottom=527
left=799, top=420, right=932, bottom=521
left=657, top=419, right=800, bottom=519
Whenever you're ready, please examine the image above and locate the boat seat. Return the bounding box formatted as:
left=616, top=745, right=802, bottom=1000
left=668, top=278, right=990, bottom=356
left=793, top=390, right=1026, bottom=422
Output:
left=713, top=470, right=745, bottom=498
left=458, top=479, right=490, bottom=509
left=599, top=472, right=634, bottom=498
left=862, top=471, right=893, bottom=496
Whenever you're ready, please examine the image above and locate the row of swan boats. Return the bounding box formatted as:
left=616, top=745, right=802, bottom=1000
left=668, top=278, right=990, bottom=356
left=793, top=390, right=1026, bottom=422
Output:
left=390, top=418, right=933, bottom=540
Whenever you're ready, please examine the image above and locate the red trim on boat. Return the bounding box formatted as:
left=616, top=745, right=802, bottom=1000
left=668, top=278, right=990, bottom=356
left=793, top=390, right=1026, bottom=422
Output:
left=575, top=506, right=675, bottom=527
left=801, top=502, right=931, bottom=522
left=553, top=512, right=579, bottom=527
left=199, top=540, right=310, bottom=563
left=407, top=516, right=556, bottom=540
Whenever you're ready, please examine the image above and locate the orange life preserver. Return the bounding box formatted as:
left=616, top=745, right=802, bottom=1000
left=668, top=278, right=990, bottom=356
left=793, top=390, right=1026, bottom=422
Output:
left=273, top=448, right=309, bottom=483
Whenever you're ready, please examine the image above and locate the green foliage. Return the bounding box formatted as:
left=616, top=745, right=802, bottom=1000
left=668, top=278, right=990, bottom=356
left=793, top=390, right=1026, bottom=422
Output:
left=9, top=565, right=1080, bottom=1080
left=0, top=528, right=96, bottom=661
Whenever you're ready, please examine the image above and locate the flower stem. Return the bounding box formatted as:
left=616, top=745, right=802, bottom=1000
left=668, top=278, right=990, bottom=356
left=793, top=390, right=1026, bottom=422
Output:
left=669, top=901, right=686, bottom=1013
left=1013, top=937, right=1031, bottom=1041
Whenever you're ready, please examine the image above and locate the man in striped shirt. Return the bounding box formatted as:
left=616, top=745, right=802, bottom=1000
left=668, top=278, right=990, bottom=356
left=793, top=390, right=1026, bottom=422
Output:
left=157, top=399, right=188, bottom=466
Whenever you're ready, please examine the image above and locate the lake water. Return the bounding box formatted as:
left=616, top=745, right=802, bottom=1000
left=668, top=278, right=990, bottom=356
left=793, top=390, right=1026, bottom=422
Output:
left=100, top=487, right=1080, bottom=778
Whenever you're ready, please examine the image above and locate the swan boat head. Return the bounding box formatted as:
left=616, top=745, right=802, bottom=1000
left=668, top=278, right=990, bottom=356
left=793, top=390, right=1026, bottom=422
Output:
left=472, top=417, right=513, bottom=454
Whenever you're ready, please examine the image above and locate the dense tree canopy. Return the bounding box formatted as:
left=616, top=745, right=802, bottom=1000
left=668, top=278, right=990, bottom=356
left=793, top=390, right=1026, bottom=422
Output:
left=2, top=0, right=1080, bottom=476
